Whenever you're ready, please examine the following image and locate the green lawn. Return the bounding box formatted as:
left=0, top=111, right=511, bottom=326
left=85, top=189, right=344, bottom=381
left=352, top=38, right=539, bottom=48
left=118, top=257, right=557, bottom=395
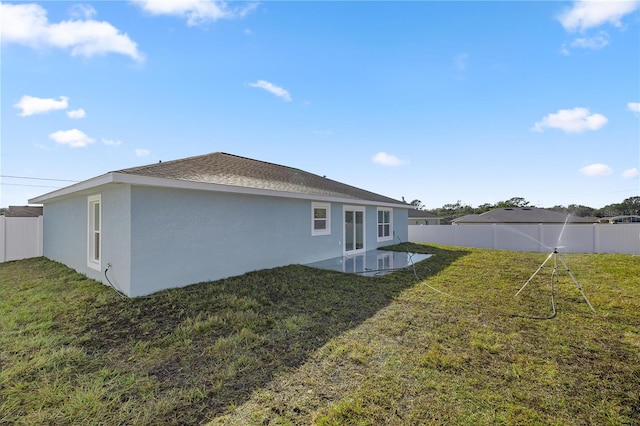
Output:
left=1, top=244, right=638, bottom=425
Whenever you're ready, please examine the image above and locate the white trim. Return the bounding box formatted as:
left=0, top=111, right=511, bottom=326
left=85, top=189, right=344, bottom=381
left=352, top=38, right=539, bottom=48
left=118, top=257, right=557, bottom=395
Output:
left=343, top=205, right=366, bottom=255
left=377, top=207, right=393, bottom=242
left=87, top=194, right=101, bottom=271
left=311, top=202, right=331, bottom=236
left=29, top=174, right=114, bottom=204
left=29, top=172, right=410, bottom=209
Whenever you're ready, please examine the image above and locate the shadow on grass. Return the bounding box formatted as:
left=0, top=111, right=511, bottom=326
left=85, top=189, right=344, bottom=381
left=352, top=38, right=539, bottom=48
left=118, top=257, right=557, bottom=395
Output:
left=29, top=244, right=468, bottom=424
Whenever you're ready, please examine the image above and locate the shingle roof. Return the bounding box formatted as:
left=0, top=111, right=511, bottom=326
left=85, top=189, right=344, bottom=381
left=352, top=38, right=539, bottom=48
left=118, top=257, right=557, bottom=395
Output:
left=115, top=152, right=406, bottom=205
left=408, top=209, right=441, bottom=219
left=6, top=206, right=43, bottom=217
left=452, top=208, right=598, bottom=224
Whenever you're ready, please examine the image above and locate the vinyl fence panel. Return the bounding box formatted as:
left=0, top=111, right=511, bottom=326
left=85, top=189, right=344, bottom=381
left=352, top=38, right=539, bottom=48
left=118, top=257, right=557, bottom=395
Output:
left=0, top=216, right=43, bottom=262
left=409, top=224, right=640, bottom=254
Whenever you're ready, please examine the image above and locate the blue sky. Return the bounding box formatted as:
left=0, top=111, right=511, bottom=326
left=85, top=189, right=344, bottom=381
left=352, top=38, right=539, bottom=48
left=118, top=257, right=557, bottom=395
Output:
left=1, top=0, right=639, bottom=209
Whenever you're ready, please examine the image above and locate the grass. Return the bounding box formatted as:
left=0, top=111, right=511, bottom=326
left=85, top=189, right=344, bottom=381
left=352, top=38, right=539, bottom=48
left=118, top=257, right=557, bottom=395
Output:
left=1, top=244, right=639, bottom=425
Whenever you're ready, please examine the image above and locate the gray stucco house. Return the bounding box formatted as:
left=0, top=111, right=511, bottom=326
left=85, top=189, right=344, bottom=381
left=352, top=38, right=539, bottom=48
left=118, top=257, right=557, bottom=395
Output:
left=30, top=152, right=410, bottom=297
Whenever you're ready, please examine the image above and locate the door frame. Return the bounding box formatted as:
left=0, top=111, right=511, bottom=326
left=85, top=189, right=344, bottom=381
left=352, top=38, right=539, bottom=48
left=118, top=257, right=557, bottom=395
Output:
left=343, top=205, right=366, bottom=256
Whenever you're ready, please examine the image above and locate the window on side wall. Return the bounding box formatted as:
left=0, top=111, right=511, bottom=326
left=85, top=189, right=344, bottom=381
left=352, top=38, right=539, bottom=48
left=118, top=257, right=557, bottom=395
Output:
left=377, top=208, right=393, bottom=242
left=87, top=194, right=101, bottom=271
left=312, top=202, right=331, bottom=236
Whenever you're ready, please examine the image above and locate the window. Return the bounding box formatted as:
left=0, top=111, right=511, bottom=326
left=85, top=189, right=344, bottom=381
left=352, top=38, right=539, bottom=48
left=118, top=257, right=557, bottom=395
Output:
left=312, top=202, right=331, bottom=236
left=87, top=194, right=101, bottom=270
left=377, top=208, right=393, bottom=241
left=377, top=252, right=393, bottom=270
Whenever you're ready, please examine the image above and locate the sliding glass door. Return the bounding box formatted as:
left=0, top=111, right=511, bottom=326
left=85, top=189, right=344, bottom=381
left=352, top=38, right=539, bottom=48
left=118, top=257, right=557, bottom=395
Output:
left=344, top=207, right=365, bottom=255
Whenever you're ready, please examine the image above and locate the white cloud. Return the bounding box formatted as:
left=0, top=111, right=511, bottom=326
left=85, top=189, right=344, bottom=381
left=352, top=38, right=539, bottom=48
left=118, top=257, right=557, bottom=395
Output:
left=67, top=108, right=86, bottom=119
left=570, top=32, right=610, bottom=50
left=627, top=102, right=640, bottom=113
left=558, top=0, right=639, bottom=32
left=68, top=4, right=97, bottom=20
left=14, top=95, right=69, bottom=117
left=532, top=107, right=608, bottom=133
left=102, top=138, right=122, bottom=146
left=49, top=129, right=95, bottom=148
left=579, top=163, right=613, bottom=176
left=248, top=80, right=292, bottom=102
left=623, top=168, right=639, bottom=178
left=372, top=152, right=406, bottom=167
left=135, top=0, right=258, bottom=26
left=0, top=3, right=144, bottom=62
left=135, top=148, right=150, bottom=157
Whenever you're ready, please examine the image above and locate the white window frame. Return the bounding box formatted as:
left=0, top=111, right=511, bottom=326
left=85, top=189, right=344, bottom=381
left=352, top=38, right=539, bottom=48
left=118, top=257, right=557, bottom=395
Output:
left=377, top=207, right=393, bottom=242
left=87, top=194, right=102, bottom=271
left=311, top=202, right=331, bottom=236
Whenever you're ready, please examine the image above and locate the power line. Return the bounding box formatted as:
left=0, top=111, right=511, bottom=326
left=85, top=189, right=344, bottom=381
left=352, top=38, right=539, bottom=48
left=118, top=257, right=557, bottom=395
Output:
left=1, top=183, right=64, bottom=189
left=0, top=175, right=79, bottom=183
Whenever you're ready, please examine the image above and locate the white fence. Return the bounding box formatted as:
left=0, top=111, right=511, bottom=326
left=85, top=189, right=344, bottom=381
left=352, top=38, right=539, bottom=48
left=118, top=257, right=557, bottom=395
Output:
left=409, top=224, right=640, bottom=254
left=0, top=216, right=43, bottom=262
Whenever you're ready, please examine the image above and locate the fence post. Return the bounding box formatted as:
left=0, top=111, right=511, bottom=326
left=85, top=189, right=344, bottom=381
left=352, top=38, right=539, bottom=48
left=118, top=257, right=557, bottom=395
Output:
left=0, top=216, right=5, bottom=262
left=453, top=225, right=459, bottom=246
left=492, top=224, right=497, bottom=249
left=37, top=216, right=44, bottom=257
left=538, top=224, right=543, bottom=252
left=593, top=223, right=598, bottom=254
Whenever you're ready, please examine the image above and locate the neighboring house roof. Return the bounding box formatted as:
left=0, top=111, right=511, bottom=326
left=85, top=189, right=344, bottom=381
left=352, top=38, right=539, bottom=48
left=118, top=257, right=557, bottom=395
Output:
left=452, top=207, right=598, bottom=224
left=599, top=215, right=640, bottom=224
left=5, top=206, right=43, bottom=217
left=29, top=152, right=408, bottom=207
left=408, top=209, right=441, bottom=219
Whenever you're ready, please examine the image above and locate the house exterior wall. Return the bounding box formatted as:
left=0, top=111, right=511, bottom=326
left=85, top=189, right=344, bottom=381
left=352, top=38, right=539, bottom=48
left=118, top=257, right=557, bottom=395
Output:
left=41, top=184, right=407, bottom=297
left=395, top=207, right=409, bottom=242
left=126, top=186, right=408, bottom=296
left=99, top=185, right=132, bottom=295
left=43, top=196, right=86, bottom=270
left=43, top=185, right=132, bottom=294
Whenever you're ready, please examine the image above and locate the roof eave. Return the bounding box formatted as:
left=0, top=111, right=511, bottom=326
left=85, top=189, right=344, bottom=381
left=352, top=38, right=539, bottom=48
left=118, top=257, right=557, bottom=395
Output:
left=28, top=173, right=115, bottom=204
left=29, top=172, right=409, bottom=208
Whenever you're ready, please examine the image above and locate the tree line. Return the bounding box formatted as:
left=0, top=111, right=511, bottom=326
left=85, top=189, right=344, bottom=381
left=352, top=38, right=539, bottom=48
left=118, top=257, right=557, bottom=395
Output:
left=410, top=196, right=640, bottom=225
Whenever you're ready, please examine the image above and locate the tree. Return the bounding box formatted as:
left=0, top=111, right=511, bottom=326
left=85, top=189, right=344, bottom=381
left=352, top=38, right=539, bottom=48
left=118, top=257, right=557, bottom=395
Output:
left=596, top=196, right=640, bottom=217
left=549, top=205, right=567, bottom=213
left=423, top=196, right=634, bottom=221
left=495, top=197, right=530, bottom=208
left=567, top=204, right=595, bottom=217
left=410, top=199, right=424, bottom=210
left=475, top=203, right=494, bottom=214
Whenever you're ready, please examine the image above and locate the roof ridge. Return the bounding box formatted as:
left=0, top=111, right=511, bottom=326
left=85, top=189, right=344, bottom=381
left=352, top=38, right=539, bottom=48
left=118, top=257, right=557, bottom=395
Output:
left=113, top=151, right=223, bottom=173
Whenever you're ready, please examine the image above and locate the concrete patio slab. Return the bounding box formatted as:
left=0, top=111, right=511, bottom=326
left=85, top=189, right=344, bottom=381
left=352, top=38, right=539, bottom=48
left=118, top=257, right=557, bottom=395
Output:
left=305, top=249, right=432, bottom=276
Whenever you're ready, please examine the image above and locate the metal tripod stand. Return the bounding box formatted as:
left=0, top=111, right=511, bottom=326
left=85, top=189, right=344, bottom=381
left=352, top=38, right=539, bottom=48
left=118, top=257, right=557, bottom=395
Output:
left=515, top=248, right=595, bottom=313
